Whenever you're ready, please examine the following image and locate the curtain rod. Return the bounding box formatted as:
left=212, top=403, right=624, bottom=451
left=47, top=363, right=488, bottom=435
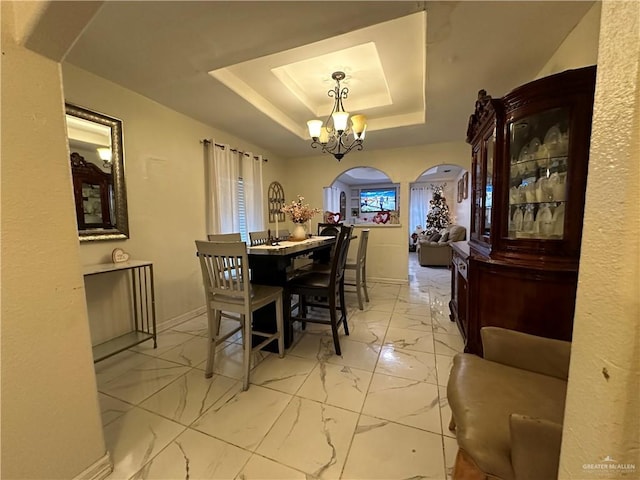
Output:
left=200, top=139, right=268, bottom=162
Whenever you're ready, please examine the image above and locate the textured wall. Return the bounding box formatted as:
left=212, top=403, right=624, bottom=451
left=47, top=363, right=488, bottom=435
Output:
left=1, top=2, right=106, bottom=478
left=559, top=1, right=640, bottom=477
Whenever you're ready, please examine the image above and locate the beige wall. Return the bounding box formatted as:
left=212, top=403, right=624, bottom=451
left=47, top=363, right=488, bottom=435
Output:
left=283, top=141, right=470, bottom=282
left=537, top=2, right=601, bottom=78
left=62, top=64, right=287, bottom=333
left=559, top=1, right=640, bottom=477
left=1, top=3, right=107, bottom=479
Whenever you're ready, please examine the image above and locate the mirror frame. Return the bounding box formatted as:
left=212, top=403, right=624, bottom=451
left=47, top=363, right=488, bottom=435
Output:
left=66, top=103, right=129, bottom=242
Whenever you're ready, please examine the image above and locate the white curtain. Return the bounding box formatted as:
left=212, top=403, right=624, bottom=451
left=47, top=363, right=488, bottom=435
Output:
left=242, top=152, right=265, bottom=233
left=205, top=140, right=239, bottom=234
left=323, top=186, right=340, bottom=213
left=409, top=185, right=429, bottom=233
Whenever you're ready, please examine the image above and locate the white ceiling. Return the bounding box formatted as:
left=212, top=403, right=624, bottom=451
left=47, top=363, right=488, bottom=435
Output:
left=65, top=1, right=594, bottom=159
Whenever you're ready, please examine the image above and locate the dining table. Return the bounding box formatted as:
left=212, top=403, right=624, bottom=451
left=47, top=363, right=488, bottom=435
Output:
left=248, top=235, right=336, bottom=349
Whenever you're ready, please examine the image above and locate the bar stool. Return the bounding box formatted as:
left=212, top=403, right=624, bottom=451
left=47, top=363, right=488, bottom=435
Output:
left=344, top=229, right=370, bottom=310
left=195, top=240, right=284, bottom=390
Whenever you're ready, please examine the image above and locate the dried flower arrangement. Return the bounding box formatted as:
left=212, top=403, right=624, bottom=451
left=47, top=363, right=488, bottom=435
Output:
left=281, top=195, right=321, bottom=224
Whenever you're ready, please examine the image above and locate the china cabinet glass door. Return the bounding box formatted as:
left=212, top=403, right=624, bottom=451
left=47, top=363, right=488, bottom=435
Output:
left=507, top=107, right=569, bottom=240
left=483, top=131, right=494, bottom=239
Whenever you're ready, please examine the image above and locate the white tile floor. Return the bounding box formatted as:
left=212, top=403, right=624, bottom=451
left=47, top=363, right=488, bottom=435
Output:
left=97, top=253, right=462, bottom=479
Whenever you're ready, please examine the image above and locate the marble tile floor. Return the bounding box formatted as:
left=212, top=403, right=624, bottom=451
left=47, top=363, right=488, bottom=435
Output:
left=97, top=253, right=462, bottom=479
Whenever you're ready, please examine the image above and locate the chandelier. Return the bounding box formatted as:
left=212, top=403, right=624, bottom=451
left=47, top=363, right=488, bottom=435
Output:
left=306, top=71, right=367, bottom=161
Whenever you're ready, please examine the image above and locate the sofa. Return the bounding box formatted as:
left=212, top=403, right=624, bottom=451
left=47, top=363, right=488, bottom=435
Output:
left=417, top=224, right=466, bottom=266
left=447, top=327, right=571, bottom=480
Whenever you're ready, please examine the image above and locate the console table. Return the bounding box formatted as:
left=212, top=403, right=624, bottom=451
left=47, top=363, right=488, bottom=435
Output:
left=83, top=260, right=157, bottom=362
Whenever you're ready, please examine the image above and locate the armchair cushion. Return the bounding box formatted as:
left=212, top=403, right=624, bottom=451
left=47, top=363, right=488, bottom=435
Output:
left=448, top=353, right=568, bottom=480
left=481, top=327, right=571, bottom=380
left=510, top=414, right=563, bottom=480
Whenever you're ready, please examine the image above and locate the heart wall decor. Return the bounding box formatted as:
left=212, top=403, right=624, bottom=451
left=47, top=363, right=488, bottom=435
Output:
left=373, top=211, right=390, bottom=224
left=112, top=248, right=130, bottom=263
left=324, top=211, right=343, bottom=224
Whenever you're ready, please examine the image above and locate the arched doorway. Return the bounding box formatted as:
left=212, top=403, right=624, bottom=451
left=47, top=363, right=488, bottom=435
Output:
left=409, top=163, right=469, bottom=266
left=324, top=167, right=399, bottom=225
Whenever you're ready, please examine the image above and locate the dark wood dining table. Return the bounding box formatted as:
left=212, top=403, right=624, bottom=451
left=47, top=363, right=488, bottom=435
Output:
left=248, top=235, right=336, bottom=348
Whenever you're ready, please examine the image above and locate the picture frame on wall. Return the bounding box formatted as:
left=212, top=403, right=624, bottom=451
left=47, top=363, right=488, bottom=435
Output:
left=457, top=179, right=463, bottom=203
left=463, top=172, right=469, bottom=199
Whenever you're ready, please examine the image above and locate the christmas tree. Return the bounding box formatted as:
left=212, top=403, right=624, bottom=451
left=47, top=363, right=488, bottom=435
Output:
left=425, top=184, right=451, bottom=235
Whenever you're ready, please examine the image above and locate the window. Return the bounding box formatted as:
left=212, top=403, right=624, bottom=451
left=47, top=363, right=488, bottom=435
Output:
left=237, top=178, right=248, bottom=242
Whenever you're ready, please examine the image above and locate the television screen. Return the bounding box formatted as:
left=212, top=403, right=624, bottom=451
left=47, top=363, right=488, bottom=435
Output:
left=360, top=188, right=397, bottom=213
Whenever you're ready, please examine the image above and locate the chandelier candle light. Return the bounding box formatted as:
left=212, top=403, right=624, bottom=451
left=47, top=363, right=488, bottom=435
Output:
left=281, top=195, right=321, bottom=241
left=307, top=71, right=367, bottom=161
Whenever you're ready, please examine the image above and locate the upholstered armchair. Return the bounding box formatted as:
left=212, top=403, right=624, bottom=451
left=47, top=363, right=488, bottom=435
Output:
left=418, top=224, right=466, bottom=267
left=447, top=327, right=571, bottom=480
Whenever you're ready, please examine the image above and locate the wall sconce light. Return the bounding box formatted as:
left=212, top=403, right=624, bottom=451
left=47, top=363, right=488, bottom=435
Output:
left=97, top=147, right=112, bottom=168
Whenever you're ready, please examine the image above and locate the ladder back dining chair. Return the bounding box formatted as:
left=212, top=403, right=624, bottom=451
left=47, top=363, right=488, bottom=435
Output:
left=284, top=225, right=354, bottom=355
left=249, top=230, right=270, bottom=246
left=195, top=240, right=284, bottom=390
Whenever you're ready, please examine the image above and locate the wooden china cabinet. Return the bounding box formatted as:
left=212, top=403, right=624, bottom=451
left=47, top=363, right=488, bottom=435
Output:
left=450, top=66, right=597, bottom=355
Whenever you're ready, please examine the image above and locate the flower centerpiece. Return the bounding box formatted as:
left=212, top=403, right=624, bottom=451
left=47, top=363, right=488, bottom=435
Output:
left=281, top=195, right=320, bottom=240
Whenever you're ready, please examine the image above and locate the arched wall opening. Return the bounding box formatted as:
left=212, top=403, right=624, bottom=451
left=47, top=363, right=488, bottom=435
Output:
left=324, top=166, right=400, bottom=225
left=410, top=163, right=470, bottom=246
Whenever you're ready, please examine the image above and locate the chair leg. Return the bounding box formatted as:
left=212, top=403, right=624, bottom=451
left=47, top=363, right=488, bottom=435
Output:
left=205, top=309, right=221, bottom=379
left=329, top=294, right=342, bottom=356
left=339, top=279, right=349, bottom=336
left=283, top=290, right=294, bottom=344
left=299, top=294, right=307, bottom=330
left=362, top=265, right=370, bottom=302
left=275, top=296, right=284, bottom=358
left=242, top=309, right=252, bottom=391
left=355, top=266, right=364, bottom=310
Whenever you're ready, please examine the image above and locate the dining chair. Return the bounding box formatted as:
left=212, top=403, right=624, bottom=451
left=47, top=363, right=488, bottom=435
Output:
left=344, top=229, right=370, bottom=310
left=317, top=223, right=340, bottom=237
left=195, top=240, right=284, bottom=390
left=284, top=225, right=354, bottom=355
left=277, top=229, right=290, bottom=241
left=249, top=230, right=270, bottom=246
left=207, top=233, right=241, bottom=241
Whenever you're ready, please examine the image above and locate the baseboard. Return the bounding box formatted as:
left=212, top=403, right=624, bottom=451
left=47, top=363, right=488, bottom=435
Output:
left=157, top=306, right=206, bottom=332
left=73, top=452, right=112, bottom=480
left=368, top=276, right=409, bottom=285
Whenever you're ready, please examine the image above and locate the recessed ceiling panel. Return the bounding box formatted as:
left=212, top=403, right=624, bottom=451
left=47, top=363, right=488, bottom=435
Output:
left=209, top=11, right=427, bottom=139
left=271, top=42, right=391, bottom=117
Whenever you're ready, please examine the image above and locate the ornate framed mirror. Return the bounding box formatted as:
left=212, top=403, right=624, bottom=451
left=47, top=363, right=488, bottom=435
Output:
left=65, top=103, right=129, bottom=241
